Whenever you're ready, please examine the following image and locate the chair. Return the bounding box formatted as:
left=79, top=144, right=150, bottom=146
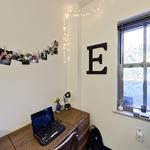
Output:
left=55, top=132, right=78, bottom=150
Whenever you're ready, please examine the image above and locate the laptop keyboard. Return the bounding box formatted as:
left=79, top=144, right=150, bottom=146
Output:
left=36, top=121, right=65, bottom=145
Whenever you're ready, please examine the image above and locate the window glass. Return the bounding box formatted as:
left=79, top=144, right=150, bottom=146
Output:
left=147, top=68, right=150, bottom=110
left=147, top=25, right=150, bottom=62
left=123, top=27, right=143, bottom=64
left=123, top=68, right=143, bottom=108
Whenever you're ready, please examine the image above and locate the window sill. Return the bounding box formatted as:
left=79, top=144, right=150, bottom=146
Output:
left=113, top=110, right=150, bottom=122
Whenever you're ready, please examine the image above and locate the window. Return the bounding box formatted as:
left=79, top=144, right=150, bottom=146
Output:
left=118, top=13, right=150, bottom=115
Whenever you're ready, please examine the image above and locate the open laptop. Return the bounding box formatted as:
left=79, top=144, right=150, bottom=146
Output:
left=31, top=106, right=65, bottom=146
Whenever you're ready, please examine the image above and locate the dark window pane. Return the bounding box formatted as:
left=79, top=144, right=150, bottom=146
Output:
left=147, top=25, right=150, bottom=62
left=147, top=68, right=150, bottom=110
left=123, top=27, right=143, bottom=64
left=123, top=68, right=143, bottom=108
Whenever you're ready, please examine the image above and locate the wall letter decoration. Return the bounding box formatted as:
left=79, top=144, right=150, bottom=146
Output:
left=87, top=42, right=107, bottom=74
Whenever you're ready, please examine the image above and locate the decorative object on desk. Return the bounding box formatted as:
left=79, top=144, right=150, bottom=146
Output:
left=60, top=101, right=65, bottom=110
left=55, top=97, right=62, bottom=112
left=63, top=91, right=71, bottom=110
left=0, top=40, right=59, bottom=66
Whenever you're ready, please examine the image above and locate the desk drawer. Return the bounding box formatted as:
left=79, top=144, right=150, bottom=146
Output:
left=77, top=116, right=89, bottom=139
left=78, top=129, right=89, bottom=150
left=77, top=116, right=89, bottom=150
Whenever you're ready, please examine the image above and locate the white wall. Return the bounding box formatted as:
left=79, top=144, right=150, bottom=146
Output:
left=0, top=0, right=66, bottom=137
left=60, top=2, right=82, bottom=109
left=79, top=0, right=150, bottom=150
left=66, top=14, right=82, bottom=109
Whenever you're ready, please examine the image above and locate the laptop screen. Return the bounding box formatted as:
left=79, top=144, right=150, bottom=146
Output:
left=31, top=107, right=55, bottom=133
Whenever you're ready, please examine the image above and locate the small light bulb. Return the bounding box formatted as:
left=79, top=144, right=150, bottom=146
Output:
left=65, top=13, right=69, bottom=19
left=67, top=56, right=70, bottom=61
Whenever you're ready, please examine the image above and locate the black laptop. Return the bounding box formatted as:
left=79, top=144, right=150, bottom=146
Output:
left=31, top=106, right=65, bottom=146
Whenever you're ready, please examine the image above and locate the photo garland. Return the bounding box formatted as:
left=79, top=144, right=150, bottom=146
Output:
left=0, top=40, right=59, bottom=65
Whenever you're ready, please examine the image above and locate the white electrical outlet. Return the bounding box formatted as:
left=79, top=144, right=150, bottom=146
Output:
left=136, top=128, right=144, bottom=143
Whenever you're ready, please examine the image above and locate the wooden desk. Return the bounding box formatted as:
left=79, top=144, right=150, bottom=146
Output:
left=0, top=108, right=90, bottom=150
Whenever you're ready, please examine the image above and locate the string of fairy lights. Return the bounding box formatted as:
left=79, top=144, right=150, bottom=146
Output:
left=62, top=1, right=102, bottom=64
left=62, top=12, right=70, bottom=64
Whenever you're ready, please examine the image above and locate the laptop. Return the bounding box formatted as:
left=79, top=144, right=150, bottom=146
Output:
left=31, top=106, right=65, bottom=146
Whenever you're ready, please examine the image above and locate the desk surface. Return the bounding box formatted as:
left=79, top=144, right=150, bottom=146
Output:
left=0, top=108, right=89, bottom=150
